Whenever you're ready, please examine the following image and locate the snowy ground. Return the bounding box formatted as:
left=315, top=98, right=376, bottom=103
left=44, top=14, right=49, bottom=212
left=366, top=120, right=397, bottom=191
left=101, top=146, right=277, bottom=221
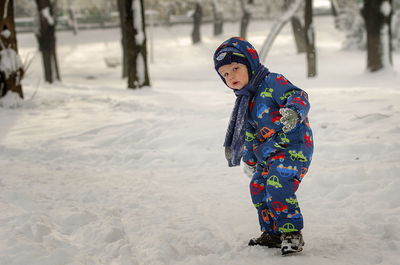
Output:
left=1, top=16, right=400, bottom=265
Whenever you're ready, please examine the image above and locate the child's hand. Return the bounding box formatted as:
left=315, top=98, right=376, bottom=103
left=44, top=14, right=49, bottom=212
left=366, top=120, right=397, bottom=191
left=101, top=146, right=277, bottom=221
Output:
left=280, top=108, right=299, bottom=133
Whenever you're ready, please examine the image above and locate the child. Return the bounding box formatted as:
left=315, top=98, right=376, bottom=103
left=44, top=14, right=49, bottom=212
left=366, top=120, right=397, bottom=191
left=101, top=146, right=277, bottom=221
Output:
left=213, top=37, right=313, bottom=255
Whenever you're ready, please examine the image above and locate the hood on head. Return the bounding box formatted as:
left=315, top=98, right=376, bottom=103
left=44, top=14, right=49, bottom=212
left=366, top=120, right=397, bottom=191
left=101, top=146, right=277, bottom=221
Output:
left=213, top=37, right=261, bottom=78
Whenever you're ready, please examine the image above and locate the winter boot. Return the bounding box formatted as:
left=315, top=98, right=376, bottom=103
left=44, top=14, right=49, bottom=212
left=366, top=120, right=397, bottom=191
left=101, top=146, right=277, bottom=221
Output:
left=280, top=231, right=305, bottom=255
left=248, top=231, right=282, bottom=248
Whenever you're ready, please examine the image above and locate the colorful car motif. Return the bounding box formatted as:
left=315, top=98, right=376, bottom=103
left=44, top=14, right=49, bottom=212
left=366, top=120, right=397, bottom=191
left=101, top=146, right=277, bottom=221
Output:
left=276, top=75, right=289, bottom=85
left=271, top=201, right=288, bottom=214
left=250, top=181, right=265, bottom=195
left=270, top=110, right=282, bottom=124
left=287, top=210, right=301, bottom=219
left=271, top=152, right=285, bottom=162
left=254, top=202, right=263, bottom=208
left=267, top=175, right=282, bottom=189
left=278, top=133, right=290, bottom=144
left=280, top=90, right=295, bottom=101
left=256, top=104, right=270, bottom=119
left=291, top=97, right=307, bottom=106
left=277, top=164, right=298, bottom=178
left=288, top=150, right=308, bottom=162
left=285, top=197, right=298, bottom=205
left=304, top=132, right=313, bottom=148
left=279, top=223, right=298, bottom=233
left=260, top=88, right=274, bottom=98
left=261, top=146, right=275, bottom=158
left=246, top=131, right=255, bottom=142
left=261, top=209, right=270, bottom=223
left=258, top=127, right=275, bottom=140
left=264, top=192, right=272, bottom=202
left=299, top=167, right=308, bottom=179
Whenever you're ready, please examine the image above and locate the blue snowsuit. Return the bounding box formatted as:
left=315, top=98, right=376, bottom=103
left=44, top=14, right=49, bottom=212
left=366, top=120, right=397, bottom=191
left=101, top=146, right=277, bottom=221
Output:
left=218, top=38, right=314, bottom=234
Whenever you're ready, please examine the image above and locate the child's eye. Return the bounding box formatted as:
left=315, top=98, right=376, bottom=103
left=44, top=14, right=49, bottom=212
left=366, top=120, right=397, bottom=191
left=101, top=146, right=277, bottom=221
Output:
left=233, top=67, right=239, bottom=71
left=223, top=73, right=228, bottom=77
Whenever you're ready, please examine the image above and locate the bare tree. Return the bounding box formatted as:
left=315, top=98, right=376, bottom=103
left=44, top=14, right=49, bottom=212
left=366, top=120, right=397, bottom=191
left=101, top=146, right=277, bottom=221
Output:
left=117, top=0, right=128, bottom=78
left=0, top=0, right=24, bottom=99
left=361, top=0, right=393, bottom=72
left=117, top=0, right=150, bottom=89
left=239, top=0, right=252, bottom=39
left=286, top=0, right=307, bottom=53
left=35, top=0, right=61, bottom=83
left=305, top=0, right=317, bottom=77
left=211, top=0, right=223, bottom=36
left=191, top=2, right=202, bottom=44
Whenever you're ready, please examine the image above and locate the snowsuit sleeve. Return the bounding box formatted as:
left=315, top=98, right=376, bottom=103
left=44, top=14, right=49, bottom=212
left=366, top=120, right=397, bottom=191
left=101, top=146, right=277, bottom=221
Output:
left=251, top=74, right=311, bottom=163
left=243, top=121, right=257, bottom=166
left=273, top=74, right=310, bottom=123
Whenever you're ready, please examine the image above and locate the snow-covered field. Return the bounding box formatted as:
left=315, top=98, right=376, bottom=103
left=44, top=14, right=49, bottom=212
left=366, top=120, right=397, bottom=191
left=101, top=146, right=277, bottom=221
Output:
left=1, top=16, right=400, bottom=265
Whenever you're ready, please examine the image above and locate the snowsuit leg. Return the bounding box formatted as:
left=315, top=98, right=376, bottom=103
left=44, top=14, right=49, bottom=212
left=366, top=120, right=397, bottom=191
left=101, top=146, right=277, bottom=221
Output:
left=250, top=152, right=310, bottom=234
left=249, top=165, right=277, bottom=233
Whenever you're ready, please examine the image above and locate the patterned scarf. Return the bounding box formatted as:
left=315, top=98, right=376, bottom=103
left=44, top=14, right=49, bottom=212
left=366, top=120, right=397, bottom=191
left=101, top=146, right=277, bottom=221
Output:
left=224, top=65, right=270, bottom=167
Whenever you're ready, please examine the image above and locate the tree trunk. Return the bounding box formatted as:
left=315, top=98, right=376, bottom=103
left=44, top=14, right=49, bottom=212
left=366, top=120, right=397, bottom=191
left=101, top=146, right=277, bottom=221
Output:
left=117, top=0, right=128, bottom=78
left=35, top=0, right=61, bottom=83
left=361, top=0, right=393, bottom=72
left=291, top=15, right=307, bottom=53
left=212, top=0, right=223, bottom=36
left=305, top=0, right=317, bottom=77
left=330, top=0, right=339, bottom=17
left=239, top=0, right=252, bottom=39
left=118, top=0, right=150, bottom=89
left=67, top=8, right=78, bottom=35
left=0, top=0, right=24, bottom=98
left=192, top=2, right=202, bottom=44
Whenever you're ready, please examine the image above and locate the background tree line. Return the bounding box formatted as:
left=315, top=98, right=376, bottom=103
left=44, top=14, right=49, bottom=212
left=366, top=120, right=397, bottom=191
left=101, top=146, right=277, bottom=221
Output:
left=1, top=0, right=399, bottom=101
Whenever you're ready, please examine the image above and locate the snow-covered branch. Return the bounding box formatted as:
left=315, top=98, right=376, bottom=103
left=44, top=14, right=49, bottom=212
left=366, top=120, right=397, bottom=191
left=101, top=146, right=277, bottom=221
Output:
left=132, top=0, right=144, bottom=44
left=41, top=7, right=54, bottom=26
left=259, top=0, right=303, bottom=61
left=3, top=0, right=10, bottom=19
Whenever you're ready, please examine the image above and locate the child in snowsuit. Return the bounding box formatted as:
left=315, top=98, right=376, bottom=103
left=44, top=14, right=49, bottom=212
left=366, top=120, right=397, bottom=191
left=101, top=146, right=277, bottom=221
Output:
left=213, top=37, right=313, bottom=255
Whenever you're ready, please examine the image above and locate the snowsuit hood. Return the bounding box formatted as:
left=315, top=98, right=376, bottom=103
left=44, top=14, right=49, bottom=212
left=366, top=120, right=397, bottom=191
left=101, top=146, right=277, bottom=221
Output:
left=213, top=37, right=262, bottom=81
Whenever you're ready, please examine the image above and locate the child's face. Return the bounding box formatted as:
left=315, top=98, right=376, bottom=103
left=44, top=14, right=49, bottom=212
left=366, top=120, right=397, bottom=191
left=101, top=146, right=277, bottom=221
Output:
left=218, top=63, right=249, bottom=90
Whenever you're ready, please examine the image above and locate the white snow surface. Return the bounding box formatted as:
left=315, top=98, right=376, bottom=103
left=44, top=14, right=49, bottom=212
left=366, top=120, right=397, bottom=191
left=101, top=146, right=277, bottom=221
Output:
left=1, top=17, right=400, bottom=265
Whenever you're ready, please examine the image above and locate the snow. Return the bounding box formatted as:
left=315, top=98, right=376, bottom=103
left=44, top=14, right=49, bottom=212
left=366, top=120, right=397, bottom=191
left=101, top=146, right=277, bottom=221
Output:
left=136, top=52, right=145, bottom=85
left=1, top=16, right=400, bottom=265
left=0, top=91, right=23, bottom=108
left=41, top=7, right=55, bottom=26
left=1, top=29, right=11, bottom=39
left=381, top=24, right=391, bottom=69
left=381, top=1, right=392, bottom=17
left=132, top=0, right=144, bottom=44
left=3, top=0, right=10, bottom=19
left=0, top=48, right=23, bottom=79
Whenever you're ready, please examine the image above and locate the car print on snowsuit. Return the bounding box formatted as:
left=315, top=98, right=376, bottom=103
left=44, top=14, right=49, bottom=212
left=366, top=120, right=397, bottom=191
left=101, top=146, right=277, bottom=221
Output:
left=276, top=164, right=299, bottom=178
left=267, top=175, right=282, bottom=189
left=271, top=201, right=289, bottom=214
left=256, top=104, right=270, bottom=119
